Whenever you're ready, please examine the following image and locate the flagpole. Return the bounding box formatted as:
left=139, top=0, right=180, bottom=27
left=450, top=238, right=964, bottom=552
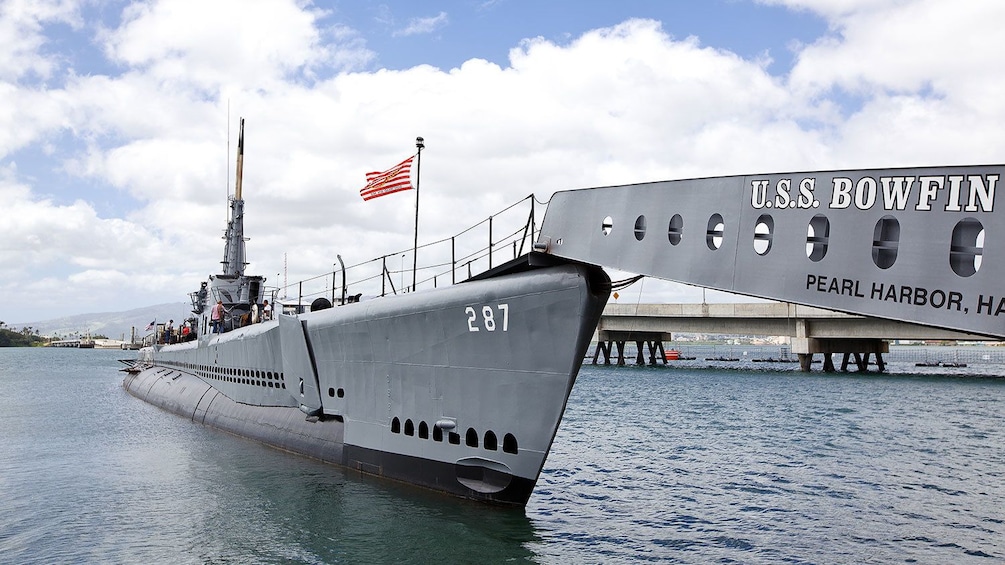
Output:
left=412, top=136, right=424, bottom=292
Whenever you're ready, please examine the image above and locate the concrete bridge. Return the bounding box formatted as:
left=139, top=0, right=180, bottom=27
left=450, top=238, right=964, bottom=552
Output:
left=596, top=302, right=994, bottom=371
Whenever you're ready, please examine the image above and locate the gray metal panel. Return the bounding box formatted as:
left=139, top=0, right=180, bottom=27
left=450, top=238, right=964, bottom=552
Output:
left=124, top=368, right=344, bottom=464
left=540, top=165, right=1005, bottom=338
left=154, top=323, right=292, bottom=407
left=279, top=314, right=323, bottom=412
left=302, top=262, right=608, bottom=480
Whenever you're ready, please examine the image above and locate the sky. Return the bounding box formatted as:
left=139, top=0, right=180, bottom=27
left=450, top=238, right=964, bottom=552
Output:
left=2, top=0, right=1004, bottom=326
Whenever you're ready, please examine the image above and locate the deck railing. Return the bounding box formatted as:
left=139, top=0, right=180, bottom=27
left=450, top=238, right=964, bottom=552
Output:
left=272, top=195, right=542, bottom=308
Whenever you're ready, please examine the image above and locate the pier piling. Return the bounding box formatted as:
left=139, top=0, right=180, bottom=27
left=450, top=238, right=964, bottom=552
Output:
left=592, top=330, right=671, bottom=366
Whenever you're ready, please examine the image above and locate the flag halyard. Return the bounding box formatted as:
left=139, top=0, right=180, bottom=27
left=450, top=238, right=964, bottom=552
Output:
left=360, top=155, right=415, bottom=201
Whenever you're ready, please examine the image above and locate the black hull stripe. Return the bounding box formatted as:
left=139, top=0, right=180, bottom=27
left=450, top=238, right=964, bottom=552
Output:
left=344, top=444, right=535, bottom=507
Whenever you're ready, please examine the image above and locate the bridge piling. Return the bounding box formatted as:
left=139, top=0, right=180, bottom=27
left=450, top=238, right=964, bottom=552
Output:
left=794, top=338, right=889, bottom=373
left=593, top=330, right=671, bottom=366
left=595, top=303, right=944, bottom=372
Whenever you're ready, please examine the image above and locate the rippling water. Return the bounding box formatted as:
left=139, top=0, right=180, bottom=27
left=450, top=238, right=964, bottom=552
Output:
left=1, top=348, right=1003, bottom=563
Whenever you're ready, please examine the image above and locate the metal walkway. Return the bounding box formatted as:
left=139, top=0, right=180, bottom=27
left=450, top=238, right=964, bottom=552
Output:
left=538, top=164, right=1005, bottom=339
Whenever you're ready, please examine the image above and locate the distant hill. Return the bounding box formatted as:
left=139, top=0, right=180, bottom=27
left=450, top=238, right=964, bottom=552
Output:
left=9, top=303, right=191, bottom=341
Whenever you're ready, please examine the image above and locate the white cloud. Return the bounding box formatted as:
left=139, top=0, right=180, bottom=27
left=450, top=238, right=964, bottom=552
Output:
left=0, top=81, right=73, bottom=158
left=0, top=164, right=200, bottom=322
left=0, top=1, right=82, bottom=159
left=0, top=0, right=79, bottom=81
left=770, top=0, right=1005, bottom=166
left=2, top=1, right=1004, bottom=322
left=787, top=0, right=1005, bottom=98
left=100, top=0, right=370, bottom=89
left=393, top=11, right=448, bottom=37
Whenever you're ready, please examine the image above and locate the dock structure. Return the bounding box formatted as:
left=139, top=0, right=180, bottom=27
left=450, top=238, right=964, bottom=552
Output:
left=49, top=338, right=94, bottom=348
left=49, top=338, right=130, bottom=349
left=596, top=302, right=992, bottom=371
left=50, top=339, right=84, bottom=348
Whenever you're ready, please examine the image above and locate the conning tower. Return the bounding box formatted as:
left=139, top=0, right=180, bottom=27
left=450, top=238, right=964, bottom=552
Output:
left=190, top=117, right=265, bottom=333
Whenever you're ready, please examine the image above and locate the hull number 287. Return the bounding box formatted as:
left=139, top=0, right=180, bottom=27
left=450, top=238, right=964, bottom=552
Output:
left=465, top=304, right=509, bottom=332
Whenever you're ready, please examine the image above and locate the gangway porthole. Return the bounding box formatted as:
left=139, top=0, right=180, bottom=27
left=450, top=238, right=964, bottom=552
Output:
left=602, top=216, right=614, bottom=236
left=634, top=215, right=647, bottom=241
left=668, top=214, right=683, bottom=245
left=753, top=214, right=773, bottom=255
left=872, top=216, right=901, bottom=270
left=806, top=215, right=830, bottom=262
left=950, top=218, right=985, bottom=277
left=706, top=214, right=725, bottom=250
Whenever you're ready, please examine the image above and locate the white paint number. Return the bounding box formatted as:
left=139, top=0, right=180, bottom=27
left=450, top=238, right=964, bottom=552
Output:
left=466, top=304, right=509, bottom=332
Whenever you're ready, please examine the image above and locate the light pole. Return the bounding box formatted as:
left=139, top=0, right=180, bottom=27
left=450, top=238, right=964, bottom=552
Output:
left=412, top=136, right=423, bottom=292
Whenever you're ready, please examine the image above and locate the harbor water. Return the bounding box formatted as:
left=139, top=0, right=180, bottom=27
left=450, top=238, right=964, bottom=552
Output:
left=1, top=347, right=1003, bottom=563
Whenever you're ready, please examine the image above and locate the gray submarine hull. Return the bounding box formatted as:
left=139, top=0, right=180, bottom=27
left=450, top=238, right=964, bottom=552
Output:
left=125, top=256, right=610, bottom=506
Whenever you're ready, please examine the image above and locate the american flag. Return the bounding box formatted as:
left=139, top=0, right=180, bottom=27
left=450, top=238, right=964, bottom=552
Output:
left=360, top=155, right=414, bottom=201
left=145, top=320, right=156, bottom=331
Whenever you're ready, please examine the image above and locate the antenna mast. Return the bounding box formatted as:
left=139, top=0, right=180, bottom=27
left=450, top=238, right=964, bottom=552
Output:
left=234, top=118, right=245, bottom=200
left=221, top=118, right=247, bottom=276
